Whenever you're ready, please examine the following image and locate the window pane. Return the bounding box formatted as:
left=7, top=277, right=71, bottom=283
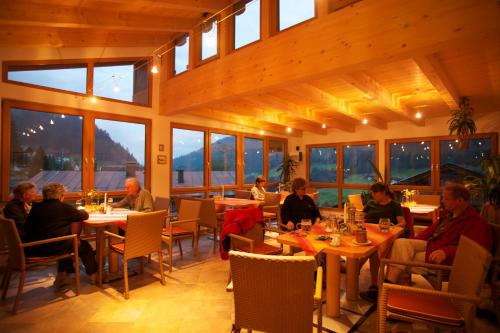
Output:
left=279, top=0, right=315, bottom=31
left=268, top=140, right=285, bottom=183
left=244, top=137, right=264, bottom=184
left=8, top=65, right=87, bottom=94
left=309, top=147, right=337, bottom=183
left=317, top=187, right=338, bottom=208
left=201, top=20, right=218, bottom=60
left=390, top=141, right=432, bottom=186
left=211, top=133, right=236, bottom=186
left=172, top=129, right=205, bottom=188
left=174, top=35, right=189, bottom=75
left=93, top=61, right=149, bottom=105
left=9, top=108, right=82, bottom=193
left=234, top=0, right=260, bottom=49
left=439, top=138, right=492, bottom=186
left=94, top=119, right=146, bottom=191
left=343, top=144, right=375, bottom=184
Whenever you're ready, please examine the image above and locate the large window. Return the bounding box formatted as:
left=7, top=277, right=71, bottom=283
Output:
left=307, top=142, right=377, bottom=208
left=389, top=140, right=432, bottom=186
left=234, top=0, right=261, bottom=49
left=279, top=0, right=315, bottom=31
left=1, top=100, right=151, bottom=200
left=172, top=128, right=205, bottom=188
left=174, top=35, right=189, bottom=75
left=268, top=139, right=286, bottom=184
left=201, top=19, right=218, bottom=60
left=244, top=137, right=264, bottom=184
left=4, top=58, right=152, bottom=106
left=210, top=133, right=236, bottom=186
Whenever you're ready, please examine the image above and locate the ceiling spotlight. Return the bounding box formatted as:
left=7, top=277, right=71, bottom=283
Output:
left=362, top=118, right=368, bottom=125
left=321, top=123, right=326, bottom=129
left=286, top=127, right=292, bottom=133
left=259, top=130, right=264, bottom=135
left=90, top=96, right=97, bottom=104
left=151, top=65, right=159, bottom=74
left=415, top=112, right=422, bottom=119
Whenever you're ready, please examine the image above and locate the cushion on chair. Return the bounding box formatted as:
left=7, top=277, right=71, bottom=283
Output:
left=387, top=289, right=464, bottom=326
left=238, top=243, right=282, bottom=255
left=162, top=226, right=194, bottom=236
left=110, top=242, right=125, bottom=253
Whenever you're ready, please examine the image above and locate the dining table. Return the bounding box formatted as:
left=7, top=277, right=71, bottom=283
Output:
left=214, top=198, right=261, bottom=210
left=83, top=209, right=141, bottom=287
left=277, top=223, right=402, bottom=318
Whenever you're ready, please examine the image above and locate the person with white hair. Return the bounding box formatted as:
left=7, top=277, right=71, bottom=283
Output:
left=111, top=177, right=154, bottom=212
left=3, top=182, right=37, bottom=240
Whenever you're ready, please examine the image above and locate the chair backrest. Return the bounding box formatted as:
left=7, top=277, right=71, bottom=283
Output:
left=0, top=214, right=25, bottom=270
left=154, top=196, right=169, bottom=211
left=171, top=195, right=188, bottom=214
left=124, top=211, right=166, bottom=259
left=263, top=192, right=281, bottom=206
left=174, top=199, right=202, bottom=232
left=191, top=198, right=218, bottom=229
left=413, top=194, right=440, bottom=206
left=348, top=194, right=364, bottom=210
left=229, top=251, right=316, bottom=333
left=235, top=190, right=252, bottom=200
left=401, top=206, right=415, bottom=238
left=448, top=236, right=492, bottom=322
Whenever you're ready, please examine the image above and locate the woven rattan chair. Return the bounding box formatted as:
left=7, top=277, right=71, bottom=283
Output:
left=190, top=198, right=224, bottom=254
left=162, top=199, right=201, bottom=272
left=0, top=214, right=80, bottom=314
left=104, top=211, right=166, bottom=299
left=378, top=236, right=492, bottom=333
left=228, top=222, right=282, bottom=255
left=262, top=192, right=283, bottom=230
left=229, top=251, right=323, bottom=333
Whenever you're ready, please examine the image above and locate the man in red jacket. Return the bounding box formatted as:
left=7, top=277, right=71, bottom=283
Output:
left=385, top=183, right=492, bottom=283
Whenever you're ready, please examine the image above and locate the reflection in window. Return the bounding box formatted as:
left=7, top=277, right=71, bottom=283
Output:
left=172, top=128, right=205, bottom=188
left=93, top=61, right=150, bottom=105
left=268, top=140, right=285, bottom=183
left=317, top=187, right=338, bottom=208
left=9, top=108, right=82, bottom=193
left=201, top=19, right=218, bottom=60
left=174, top=34, right=189, bottom=75
left=390, top=141, right=432, bottom=186
left=343, top=144, right=375, bottom=184
left=279, top=0, right=315, bottom=31
left=244, top=137, right=264, bottom=184
left=211, top=133, right=236, bottom=186
left=439, top=138, right=491, bottom=186
left=309, top=147, right=337, bottom=183
left=234, top=0, right=260, bottom=49
left=8, top=65, right=87, bottom=94
left=94, top=119, right=146, bottom=191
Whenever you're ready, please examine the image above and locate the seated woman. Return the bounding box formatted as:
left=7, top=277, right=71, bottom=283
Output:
left=250, top=175, right=266, bottom=201
left=360, top=182, right=407, bottom=302
left=3, top=182, right=37, bottom=241
left=24, top=183, right=97, bottom=286
left=281, top=177, right=321, bottom=231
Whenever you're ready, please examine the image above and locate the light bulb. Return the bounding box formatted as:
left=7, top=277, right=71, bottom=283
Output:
left=259, top=130, right=264, bottom=135
left=415, top=112, right=422, bottom=119
left=151, top=65, right=159, bottom=74
left=286, top=127, right=292, bottom=133
left=90, top=96, right=97, bottom=104
left=362, top=118, right=368, bottom=125
left=322, top=124, right=326, bottom=129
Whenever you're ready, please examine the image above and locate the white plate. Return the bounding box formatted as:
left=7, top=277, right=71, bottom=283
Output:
left=352, top=239, right=372, bottom=246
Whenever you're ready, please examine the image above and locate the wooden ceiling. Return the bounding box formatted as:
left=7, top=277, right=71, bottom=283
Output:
left=1, top=1, right=500, bottom=137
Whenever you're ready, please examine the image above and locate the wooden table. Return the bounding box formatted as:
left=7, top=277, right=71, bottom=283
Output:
left=83, top=210, right=140, bottom=286
left=277, top=223, right=402, bottom=317
left=214, top=198, right=261, bottom=210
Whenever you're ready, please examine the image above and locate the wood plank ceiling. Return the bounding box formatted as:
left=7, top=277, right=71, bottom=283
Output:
left=2, top=0, right=500, bottom=137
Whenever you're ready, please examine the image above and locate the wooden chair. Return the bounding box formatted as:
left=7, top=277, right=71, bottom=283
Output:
left=161, top=199, right=201, bottom=272
left=229, top=251, right=323, bottom=333
left=348, top=194, right=364, bottom=210
left=104, top=210, right=166, bottom=299
left=378, top=236, right=492, bottom=333
left=0, top=214, right=80, bottom=314
left=234, top=190, right=252, bottom=200
left=261, top=192, right=282, bottom=230
left=154, top=196, right=169, bottom=211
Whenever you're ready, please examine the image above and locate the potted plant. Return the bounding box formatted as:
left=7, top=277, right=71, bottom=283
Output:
left=276, top=153, right=299, bottom=191
left=448, top=97, right=477, bottom=150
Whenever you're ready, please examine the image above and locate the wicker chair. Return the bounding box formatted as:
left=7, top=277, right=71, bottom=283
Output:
left=229, top=251, right=323, bottom=333
left=104, top=211, right=166, bottom=299
left=235, top=190, right=252, bottom=200
left=228, top=221, right=282, bottom=256
left=378, top=236, right=492, bottom=333
left=0, top=214, right=80, bottom=313
left=262, top=192, right=283, bottom=230
left=161, top=199, right=201, bottom=272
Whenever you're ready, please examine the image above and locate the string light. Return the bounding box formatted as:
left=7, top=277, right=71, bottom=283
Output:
left=362, top=118, right=368, bottom=125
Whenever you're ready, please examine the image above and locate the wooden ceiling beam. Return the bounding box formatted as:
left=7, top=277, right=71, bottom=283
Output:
left=0, top=2, right=198, bottom=32
left=413, top=54, right=461, bottom=110
left=341, top=72, right=424, bottom=126
left=99, top=0, right=232, bottom=12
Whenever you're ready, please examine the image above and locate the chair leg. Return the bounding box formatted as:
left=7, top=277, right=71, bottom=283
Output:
left=168, top=242, right=173, bottom=273
left=74, top=253, right=80, bottom=295
left=213, top=229, right=217, bottom=254
left=158, top=250, right=165, bottom=285
left=123, top=259, right=129, bottom=299
left=178, top=240, right=183, bottom=257
left=12, top=270, right=25, bottom=314
left=2, top=269, right=12, bottom=300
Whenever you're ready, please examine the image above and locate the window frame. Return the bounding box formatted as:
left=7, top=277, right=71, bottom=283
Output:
left=277, top=0, right=318, bottom=33
left=232, top=0, right=262, bottom=51
left=1, top=99, right=152, bottom=201
left=197, top=17, right=221, bottom=66
left=242, top=135, right=265, bottom=185
left=173, top=33, right=190, bottom=77
left=3, top=57, right=153, bottom=107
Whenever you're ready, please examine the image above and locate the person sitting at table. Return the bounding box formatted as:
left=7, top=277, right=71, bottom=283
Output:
left=3, top=182, right=37, bottom=241
left=281, top=177, right=321, bottom=231
left=111, top=177, right=154, bottom=212
left=24, top=183, right=98, bottom=286
left=250, top=175, right=266, bottom=201
left=359, top=182, right=407, bottom=302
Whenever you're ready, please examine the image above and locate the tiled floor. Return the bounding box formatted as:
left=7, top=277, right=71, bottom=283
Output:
left=0, top=234, right=498, bottom=333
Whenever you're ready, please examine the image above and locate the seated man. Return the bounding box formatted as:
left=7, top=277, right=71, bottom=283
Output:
left=3, top=182, right=37, bottom=241
left=111, top=177, right=154, bottom=212
left=25, top=183, right=97, bottom=286
left=385, top=183, right=492, bottom=284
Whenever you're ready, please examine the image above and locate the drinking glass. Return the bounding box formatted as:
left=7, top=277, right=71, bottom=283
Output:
left=378, top=218, right=391, bottom=233
left=298, top=219, right=312, bottom=233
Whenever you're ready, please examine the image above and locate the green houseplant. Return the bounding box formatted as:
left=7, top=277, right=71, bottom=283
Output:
left=448, top=97, right=477, bottom=150
left=276, top=153, right=299, bottom=191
